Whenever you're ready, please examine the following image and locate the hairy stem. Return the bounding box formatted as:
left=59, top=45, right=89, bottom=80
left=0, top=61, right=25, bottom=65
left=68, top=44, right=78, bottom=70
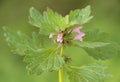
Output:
left=59, top=46, right=64, bottom=82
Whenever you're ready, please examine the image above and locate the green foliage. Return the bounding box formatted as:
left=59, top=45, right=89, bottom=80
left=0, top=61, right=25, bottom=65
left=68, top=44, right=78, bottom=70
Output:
left=3, top=27, right=53, bottom=55
left=29, top=6, right=93, bottom=35
left=83, top=43, right=119, bottom=60
left=75, top=29, right=120, bottom=60
left=3, top=27, right=65, bottom=75
left=29, top=7, right=68, bottom=34
left=67, top=63, right=111, bottom=82
left=3, top=27, right=31, bottom=56
left=3, top=5, right=120, bottom=82
left=24, top=47, right=65, bottom=75
left=84, top=29, right=109, bottom=42
left=69, top=5, right=93, bottom=26
left=76, top=41, right=110, bottom=48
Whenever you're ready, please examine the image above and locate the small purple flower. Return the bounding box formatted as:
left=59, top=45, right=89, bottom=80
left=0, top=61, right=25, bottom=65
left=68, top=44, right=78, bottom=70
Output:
left=49, top=33, right=54, bottom=38
left=57, top=32, right=63, bottom=39
left=49, top=32, right=63, bottom=44
left=72, top=25, right=85, bottom=42
left=49, top=25, right=85, bottom=45
left=56, top=32, right=63, bottom=44
left=74, top=32, right=85, bottom=42
left=56, top=39, right=63, bottom=44
left=72, top=26, right=82, bottom=33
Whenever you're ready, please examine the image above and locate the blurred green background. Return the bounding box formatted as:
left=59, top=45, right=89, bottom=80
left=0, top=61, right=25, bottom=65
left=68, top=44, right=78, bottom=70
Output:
left=0, top=0, right=120, bottom=82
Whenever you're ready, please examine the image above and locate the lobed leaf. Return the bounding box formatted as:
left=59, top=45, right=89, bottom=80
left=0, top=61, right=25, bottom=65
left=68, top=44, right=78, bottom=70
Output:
left=24, top=47, right=65, bottom=75
left=83, top=42, right=120, bottom=60
left=3, top=27, right=65, bottom=74
left=75, top=29, right=120, bottom=60
left=29, top=7, right=68, bottom=34
left=84, top=29, right=109, bottom=42
left=75, top=41, right=110, bottom=48
left=4, top=27, right=64, bottom=74
left=69, top=5, right=93, bottom=26
left=67, top=63, right=111, bottom=82
left=3, top=27, right=31, bottom=56
left=29, top=6, right=93, bottom=34
left=3, top=27, right=55, bottom=56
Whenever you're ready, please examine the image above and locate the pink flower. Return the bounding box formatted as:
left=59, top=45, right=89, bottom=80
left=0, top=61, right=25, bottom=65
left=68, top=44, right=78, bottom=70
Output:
left=49, top=25, right=85, bottom=44
left=57, top=32, right=63, bottom=39
left=56, top=32, right=63, bottom=44
left=56, top=39, right=63, bottom=44
left=72, top=26, right=82, bottom=33
left=49, top=33, right=54, bottom=38
left=72, top=26, right=85, bottom=42
left=49, top=32, right=63, bottom=44
left=74, top=32, right=85, bottom=42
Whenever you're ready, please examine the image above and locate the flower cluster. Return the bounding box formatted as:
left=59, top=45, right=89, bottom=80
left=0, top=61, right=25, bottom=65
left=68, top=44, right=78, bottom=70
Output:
left=72, top=26, right=85, bottom=42
left=49, top=32, right=63, bottom=44
left=49, top=26, right=85, bottom=45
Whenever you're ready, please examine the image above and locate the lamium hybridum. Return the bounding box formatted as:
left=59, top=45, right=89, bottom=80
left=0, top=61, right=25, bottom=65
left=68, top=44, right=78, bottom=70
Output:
left=3, top=5, right=120, bottom=82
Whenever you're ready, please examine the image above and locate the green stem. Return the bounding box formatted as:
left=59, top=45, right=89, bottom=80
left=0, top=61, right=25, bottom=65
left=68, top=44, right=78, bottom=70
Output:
left=59, top=46, right=64, bottom=82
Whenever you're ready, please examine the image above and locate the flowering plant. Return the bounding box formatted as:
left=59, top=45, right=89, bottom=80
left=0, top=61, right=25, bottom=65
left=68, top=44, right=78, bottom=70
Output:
left=3, top=6, right=120, bottom=82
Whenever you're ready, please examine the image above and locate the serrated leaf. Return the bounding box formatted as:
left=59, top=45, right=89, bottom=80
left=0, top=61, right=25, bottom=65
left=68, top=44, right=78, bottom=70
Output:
left=75, top=29, right=120, bottom=60
left=84, top=29, right=109, bottom=42
left=29, top=7, right=68, bottom=34
left=24, top=47, right=65, bottom=75
left=29, top=6, right=93, bottom=34
left=75, top=41, right=110, bottom=48
left=3, top=27, right=54, bottom=56
left=46, top=8, right=68, bottom=30
left=29, top=7, right=42, bottom=28
left=3, top=27, right=65, bottom=75
left=3, top=27, right=31, bottom=55
left=29, top=7, right=56, bottom=34
left=67, top=63, right=111, bottom=82
left=83, top=42, right=119, bottom=60
left=69, top=5, right=93, bottom=26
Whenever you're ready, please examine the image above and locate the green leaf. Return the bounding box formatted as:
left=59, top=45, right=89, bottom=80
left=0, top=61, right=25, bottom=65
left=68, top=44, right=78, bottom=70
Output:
left=3, top=27, right=31, bottom=55
left=83, top=42, right=119, bottom=60
left=29, top=6, right=93, bottom=34
left=84, top=29, right=109, bottom=42
left=29, top=7, right=55, bottom=34
left=69, top=5, right=93, bottom=26
left=67, top=63, right=111, bottom=82
left=74, top=29, right=120, bottom=60
left=75, top=41, right=110, bottom=48
left=29, top=7, right=68, bottom=34
left=29, top=7, right=42, bottom=28
left=24, top=47, right=65, bottom=75
left=46, top=8, right=68, bottom=30
left=3, top=27, right=65, bottom=75
left=31, top=32, right=54, bottom=48
left=3, top=27, right=54, bottom=56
